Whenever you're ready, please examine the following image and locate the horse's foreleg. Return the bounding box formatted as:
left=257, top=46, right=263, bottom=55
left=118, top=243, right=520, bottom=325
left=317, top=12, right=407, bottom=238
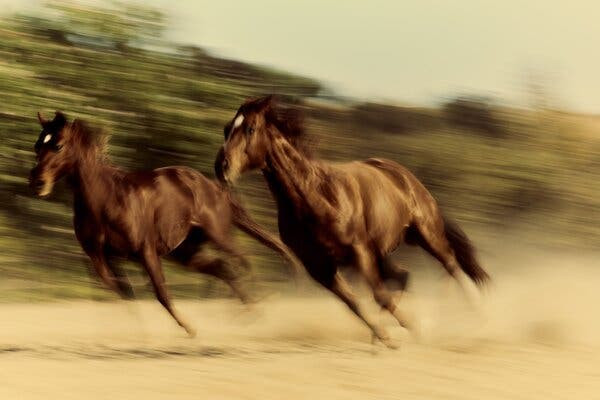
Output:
left=188, top=251, right=253, bottom=304
left=414, top=222, right=482, bottom=309
left=354, top=245, right=416, bottom=337
left=328, top=272, right=396, bottom=349
left=141, top=246, right=196, bottom=337
left=208, top=233, right=252, bottom=272
left=89, top=253, right=133, bottom=299
left=106, top=258, right=135, bottom=300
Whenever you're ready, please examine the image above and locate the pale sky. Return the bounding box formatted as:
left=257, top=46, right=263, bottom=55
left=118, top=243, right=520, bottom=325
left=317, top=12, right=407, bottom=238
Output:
left=4, top=0, right=600, bottom=112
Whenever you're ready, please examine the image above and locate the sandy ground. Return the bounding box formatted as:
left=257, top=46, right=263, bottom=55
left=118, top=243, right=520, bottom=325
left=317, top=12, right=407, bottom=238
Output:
left=2, top=251, right=600, bottom=399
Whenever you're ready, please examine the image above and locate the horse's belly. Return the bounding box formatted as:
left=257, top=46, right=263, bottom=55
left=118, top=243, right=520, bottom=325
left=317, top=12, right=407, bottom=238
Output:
left=365, top=192, right=412, bottom=254
left=156, top=222, right=191, bottom=256
left=104, top=229, right=134, bottom=255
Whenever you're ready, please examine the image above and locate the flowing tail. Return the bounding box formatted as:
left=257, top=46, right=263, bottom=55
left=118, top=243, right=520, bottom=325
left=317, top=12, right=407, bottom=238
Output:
left=228, top=192, right=304, bottom=279
left=443, top=217, right=490, bottom=286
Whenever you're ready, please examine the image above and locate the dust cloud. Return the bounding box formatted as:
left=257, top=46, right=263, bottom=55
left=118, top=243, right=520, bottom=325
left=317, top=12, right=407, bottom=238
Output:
left=1, top=238, right=599, bottom=399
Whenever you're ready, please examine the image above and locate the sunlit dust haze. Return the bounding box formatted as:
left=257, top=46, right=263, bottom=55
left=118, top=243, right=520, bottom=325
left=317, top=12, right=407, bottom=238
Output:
left=1, top=0, right=600, bottom=399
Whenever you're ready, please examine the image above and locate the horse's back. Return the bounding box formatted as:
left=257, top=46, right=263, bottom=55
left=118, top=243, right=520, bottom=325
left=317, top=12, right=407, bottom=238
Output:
left=361, top=158, right=420, bottom=191
left=361, top=158, right=438, bottom=212
left=353, top=158, right=441, bottom=254
left=129, top=166, right=228, bottom=254
left=150, top=166, right=223, bottom=206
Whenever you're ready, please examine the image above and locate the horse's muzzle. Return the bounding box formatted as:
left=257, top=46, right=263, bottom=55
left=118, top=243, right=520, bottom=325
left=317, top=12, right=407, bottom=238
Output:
left=29, top=168, right=48, bottom=197
left=214, top=146, right=229, bottom=184
left=218, top=159, right=237, bottom=186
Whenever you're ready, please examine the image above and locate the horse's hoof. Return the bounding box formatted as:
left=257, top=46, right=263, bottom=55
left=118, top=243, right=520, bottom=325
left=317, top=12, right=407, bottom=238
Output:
left=410, top=323, right=424, bottom=344
left=374, top=332, right=398, bottom=350
left=243, top=295, right=260, bottom=306
left=185, top=327, right=197, bottom=338
left=381, top=337, right=399, bottom=350
left=400, top=318, right=421, bottom=344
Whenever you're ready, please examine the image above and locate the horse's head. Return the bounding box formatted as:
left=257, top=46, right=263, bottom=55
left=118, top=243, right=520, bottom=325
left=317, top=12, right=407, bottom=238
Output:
left=29, top=111, right=78, bottom=197
left=218, top=95, right=306, bottom=185
left=217, top=96, right=274, bottom=184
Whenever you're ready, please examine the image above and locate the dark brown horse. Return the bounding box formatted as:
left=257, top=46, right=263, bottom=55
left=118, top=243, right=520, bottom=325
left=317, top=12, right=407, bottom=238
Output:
left=217, top=96, right=490, bottom=348
left=29, top=111, right=301, bottom=337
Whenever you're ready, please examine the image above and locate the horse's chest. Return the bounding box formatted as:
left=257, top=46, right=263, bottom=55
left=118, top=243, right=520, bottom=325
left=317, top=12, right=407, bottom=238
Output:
left=278, top=210, right=351, bottom=263
left=73, top=209, right=140, bottom=255
left=104, top=223, right=137, bottom=254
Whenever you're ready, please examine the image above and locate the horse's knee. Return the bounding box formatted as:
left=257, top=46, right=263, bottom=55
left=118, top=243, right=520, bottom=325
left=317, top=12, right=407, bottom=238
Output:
left=236, top=254, right=252, bottom=271
left=202, top=259, right=241, bottom=282
left=373, top=286, right=394, bottom=309
left=394, top=269, right=409, bottom=291
left=381, top=259, right=410, bottom=291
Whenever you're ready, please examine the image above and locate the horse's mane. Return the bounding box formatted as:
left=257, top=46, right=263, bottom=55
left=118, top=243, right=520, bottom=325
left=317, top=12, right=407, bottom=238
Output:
left=70, top=118, right=110, bottom=160
left=242, top=96, right=311, bottom=154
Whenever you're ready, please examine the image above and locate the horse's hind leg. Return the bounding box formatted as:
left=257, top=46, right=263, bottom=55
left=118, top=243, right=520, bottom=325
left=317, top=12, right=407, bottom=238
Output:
left=413, top=220, right=481, bottom=306
left=188, top=251, right=252, bottom=304
left=380, top=257, right=410, bottom=293
left=106, top=255, right=135, bottom=300
left=88, top=252, right=134, bottom=300
left=204, top=227, right=252, bottom=272
left=141, top=246, right=195, bottom=337
left=172, top=228, right=252, bottom=303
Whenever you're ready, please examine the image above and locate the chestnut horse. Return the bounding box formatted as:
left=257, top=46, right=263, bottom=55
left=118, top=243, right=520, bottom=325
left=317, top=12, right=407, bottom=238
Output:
left=217, top=96, right=489, bottom=348
left=30, top=111, right=301, bottom=337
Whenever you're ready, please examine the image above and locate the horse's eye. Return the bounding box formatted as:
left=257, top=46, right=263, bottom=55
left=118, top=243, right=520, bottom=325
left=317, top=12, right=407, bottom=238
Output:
left=55, top=143, right=63, bottom=152
left=246, top=126, right=255, bottom=135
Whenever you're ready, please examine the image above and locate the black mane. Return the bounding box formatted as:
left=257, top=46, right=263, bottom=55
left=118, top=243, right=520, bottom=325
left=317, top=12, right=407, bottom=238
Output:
left=71, top=118, right=109, bottom=156
left=243, top=96, right=309, bottom=152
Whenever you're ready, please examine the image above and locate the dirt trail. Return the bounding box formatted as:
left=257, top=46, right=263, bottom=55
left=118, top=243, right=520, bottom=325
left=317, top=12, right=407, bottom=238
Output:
left=2, top=249, right=600, bottom=399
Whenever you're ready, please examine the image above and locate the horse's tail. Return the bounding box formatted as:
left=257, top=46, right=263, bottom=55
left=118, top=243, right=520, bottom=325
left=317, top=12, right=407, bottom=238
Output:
left=443, top=217, right=490, bottom=286
left=228, top=192, right=304, bottom=279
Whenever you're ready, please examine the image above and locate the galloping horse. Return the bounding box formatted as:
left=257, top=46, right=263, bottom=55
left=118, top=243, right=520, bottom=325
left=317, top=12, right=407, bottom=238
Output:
left=30, top=111, right=301, bottom=336
left=217, top=96, right=490, bottom=347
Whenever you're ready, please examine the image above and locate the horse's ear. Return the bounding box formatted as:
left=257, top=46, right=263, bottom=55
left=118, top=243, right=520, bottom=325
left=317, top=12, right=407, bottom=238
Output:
left=37, top=112, right=48, bottom=126
left=54, top=111, right=67, bottom=127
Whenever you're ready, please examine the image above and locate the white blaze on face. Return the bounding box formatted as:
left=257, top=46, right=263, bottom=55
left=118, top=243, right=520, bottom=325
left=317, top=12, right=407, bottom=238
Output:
left=233, top=114, right=244, bottom=130
left=43, top=134, right=52, bottom=143
left=224, top=114, right=246, bottom=183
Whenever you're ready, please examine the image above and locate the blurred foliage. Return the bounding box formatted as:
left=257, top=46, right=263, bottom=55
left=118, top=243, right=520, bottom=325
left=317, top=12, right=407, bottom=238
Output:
left=1, top=1, right=599, bottom=301
left=443, top=96, right=505, bottom=137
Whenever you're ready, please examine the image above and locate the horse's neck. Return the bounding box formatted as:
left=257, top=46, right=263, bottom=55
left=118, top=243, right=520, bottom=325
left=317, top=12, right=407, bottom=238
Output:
left=263, top=137, right=334, bottom=218
left=72, top=155, right=116, bottom=213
